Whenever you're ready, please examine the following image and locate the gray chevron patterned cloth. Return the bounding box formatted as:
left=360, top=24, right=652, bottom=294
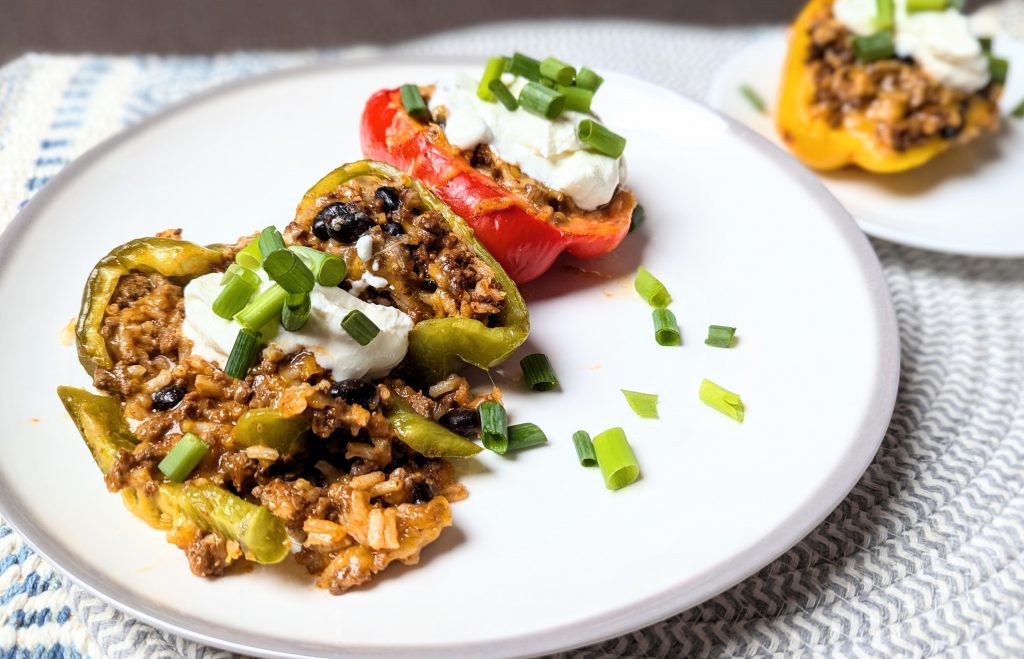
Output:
left=4, top=2, right=1024, bottom=656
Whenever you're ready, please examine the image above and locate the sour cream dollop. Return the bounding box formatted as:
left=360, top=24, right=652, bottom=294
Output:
left=832, top=0, right=990, bottom=93
left=182, top=273, right=414, bottom=380
left=430, top=74, right=625, bottom=211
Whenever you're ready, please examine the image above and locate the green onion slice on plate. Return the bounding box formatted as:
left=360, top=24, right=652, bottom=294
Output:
left=634, top=266, right=671, bottom=308
left=705, top=325, right=736, bottom=348
left=592, top=427, right=640, bottom=490
left=506, top=423, right=548, bottom=452
left=699, top=378, right=745, bottom=422
left=652, top=308, right=681, bottom=346
left=479, top=400, right=509, bottom=454
left=520, top=353, right=559, bottom=391
left=621, top=389, right=659, bottom=419
left=572, top=430, right=597, bottom=467
left=157, top=432, right=210, bottom=483
left=739, top=84, right=767, bottom=114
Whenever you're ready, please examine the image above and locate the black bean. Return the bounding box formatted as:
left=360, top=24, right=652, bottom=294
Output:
left=314, top=202, right=356, bottom=241
left=421, top=276, right=438, bottom=292
left=381, top=221, right=404, bottom=236
left=311, top=216, right=331, bottom=241
left=329, top=378, right=377, bottom=407
left=411, top=481, right=433, bottom=504
left=151, top=385, right=186, bottom=412
left=327, top=211, right=374, bottom=243
left=438, top=407, right=480, bottom=437
left=375, top=186, right=402, bottom=213
left=940, top=124, right=963, bottom=140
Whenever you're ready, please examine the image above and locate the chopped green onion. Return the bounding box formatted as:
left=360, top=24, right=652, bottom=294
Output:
left=263, top=249, right=315, bottom=294
left=520, top=353, right=559, bottom=391
left=652, top=308, right=681, bottom=346
left=572, top=430, right=597, bottom=467
left=950, top=0, right=965, bottom=9
left=341, top=309, right=379, bottom=346
left=236, top=239, right=262, bottom=270
left=477, top=56, right=509, bottom=102
left=488, top=79, right=520, bottom=111
left=223, top=327, right=262, bottom=380
left=281, top=293, right=311, bottom=331
left=212, top=270, right=260, bottom=319
left=629, top=204, right=645, bottom=234
left=989, top=56, right=1009, bottom=85
left=234, top=284, right=287, bottom=332
left=220, top=263, right=261, bottom=288
left=157, top=432, right=210, bottom=483
left=700, top=379, right=745, bottom=422
left=400, top=84, right=430, bottom=122
left=853, top=31, right=895, bottom=63
left=539, top=57, right=575, bottom=85
left=621, top=389, right=659, bottom=419
left=875, top=0, right=895, bottom=29
left=289, top=246, right=347, bottom=287
left=519, top=82, right=566, bottom=119
left=506, top=423, right=548, bottom=452
left=556, top=84, right=594, bottom=113
left=1012, top=98, right=1024, bottom=119
left=577, top=119, right=626, bottom=158
left=979, top=36, right=993, bottom=53
left=509, top=52, right=542, bottom=81
left=739, top=84, right=767, bottom=114
left=478, top=400, right=508, bottom=454
left=258, top=226, right=286, bottom=260
left=705, top=325, right=737, bottom=348
left=592, top=427, right=640, bottom=491
left=906, top=0, right=948, bottom=11
left=575, top=67, right=603, bottom=92
left=634, top=266, right=671, bottom=308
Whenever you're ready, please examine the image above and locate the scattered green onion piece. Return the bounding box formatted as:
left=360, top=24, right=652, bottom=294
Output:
left=281, top=293, right=312, bottom=331
left=506, top=423, right=548, bottom=452
left=853, top=31, right=895, bottom=63
left=652, top=309, right=681, bottom=346
left=477, top=56, right=509, bottom=102
left=739, top=84, right=767, bottom=114
left=699, top=379, right=745, bottom=423
left=212, top=271, right=260, bottom=320
left=539, top=78, right=556, bottom=89
left=488, top=79, right=520, bottom=111
left=478, top=400, right=509, bottom=454
left=634, top=266, right=671, bottom=308
left=234, top=284, right=287, bottom=332
left=263, top=249, right=315, bottom=294
left=577, top=119, right=626, bottom=158
left=950, top=0, right=966, bottom=9
left=906, top=0, right=948, bottom=12
left=629, top=204, right=645, bottom=234
left=509, top=52, right=542, bottom=81
left=223, top=327, right=262, bottom=380
left=1012, top=98, right=1024, bottom=119
left=592, top=427, right=640, bottom=491
left=875, top=0, right=895, bottom=29
left=621, top=389, right=659, bottom=419
left=519, top=82, right=566, bottom=119
left=220, top=262, right=261, bottom=287
left=258, top=226, right=286, bottom=261
left=556, top=84, right=594, bottom=113
left=400, top=84, right=430, bottom=122
left=236, top=240, right=262, bottom=270
left=289, top=246, right=347, bottom=287
left=979, top=36, right=993, bottom=53
left=539, top=57, right=575, bottom=85
left=572, top=430, right=597, bottom=467
left=705, top=325, right=737, bottom=348
left=520, top=353, right=559, bottom=391
left=989, top=56, right=1009, bottom=85
left=341, top=309, right=380, bottom=346
left=157, top=432, right=210, bottom=483
left=575, top=67, right=604, bottom=92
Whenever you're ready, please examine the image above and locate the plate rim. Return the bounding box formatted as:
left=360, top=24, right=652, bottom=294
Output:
left=0, top=55, right=900, bottom=658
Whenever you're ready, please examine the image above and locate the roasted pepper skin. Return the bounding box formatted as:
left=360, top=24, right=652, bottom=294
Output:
left=777, top=0, right=1001, bottom=173
left=297, top=159, right=529, bottom=382
left=361, top=88, right=635, bottom=283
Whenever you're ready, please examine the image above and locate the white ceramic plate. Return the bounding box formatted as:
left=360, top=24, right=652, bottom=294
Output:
left=0, top=58, right=898, bottom=658
left=708, top=31, right=1024, bottom=257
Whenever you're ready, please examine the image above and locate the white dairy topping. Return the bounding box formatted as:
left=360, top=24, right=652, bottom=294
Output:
left=182, top=273, right=413, bottom=380
left=355, top=235, right=374, bottom=262
left=832, top=0, right=990, bottom=92
left=430, top=74, right=625, bottom=211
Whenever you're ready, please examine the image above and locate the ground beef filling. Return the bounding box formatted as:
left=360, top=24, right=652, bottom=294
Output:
left=805, top=8, right=1001, bottom=151
left=93, top=270, right=481, bottom=592
left=285, top=175, right=505, bottom=325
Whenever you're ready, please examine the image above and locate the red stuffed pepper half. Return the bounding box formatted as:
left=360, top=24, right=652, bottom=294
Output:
left=361, top=53, right=638, bottom=283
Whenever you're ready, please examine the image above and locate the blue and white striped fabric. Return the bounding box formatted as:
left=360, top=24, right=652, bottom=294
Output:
left=3, top=4, right=1024, bottom=655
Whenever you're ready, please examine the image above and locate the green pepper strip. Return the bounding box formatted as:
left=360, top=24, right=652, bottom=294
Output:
left=298, top=160, right=530, bottom=382
left=232, top=408, right=309, bottom=456
left=75, top=238, right=225, bottom=376
left=57, top=386, right=289, bottom=564
left=386, top=400, right=482, bottom=458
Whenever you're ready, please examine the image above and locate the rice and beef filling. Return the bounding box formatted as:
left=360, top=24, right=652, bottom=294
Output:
left=92, top=177, right=505, bottom=593
left=804, top=7, right=1001, bottom=152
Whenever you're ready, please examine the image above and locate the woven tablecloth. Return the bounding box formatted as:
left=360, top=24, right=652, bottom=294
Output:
left=4, top=3, right=1024, bottom=656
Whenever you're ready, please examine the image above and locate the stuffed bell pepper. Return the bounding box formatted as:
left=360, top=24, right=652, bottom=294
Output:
left=361, top=53, right=638, bottom=283
left=59, top=160, right=528, bottom=594
left=777, top=0, right=1007, bottom=173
